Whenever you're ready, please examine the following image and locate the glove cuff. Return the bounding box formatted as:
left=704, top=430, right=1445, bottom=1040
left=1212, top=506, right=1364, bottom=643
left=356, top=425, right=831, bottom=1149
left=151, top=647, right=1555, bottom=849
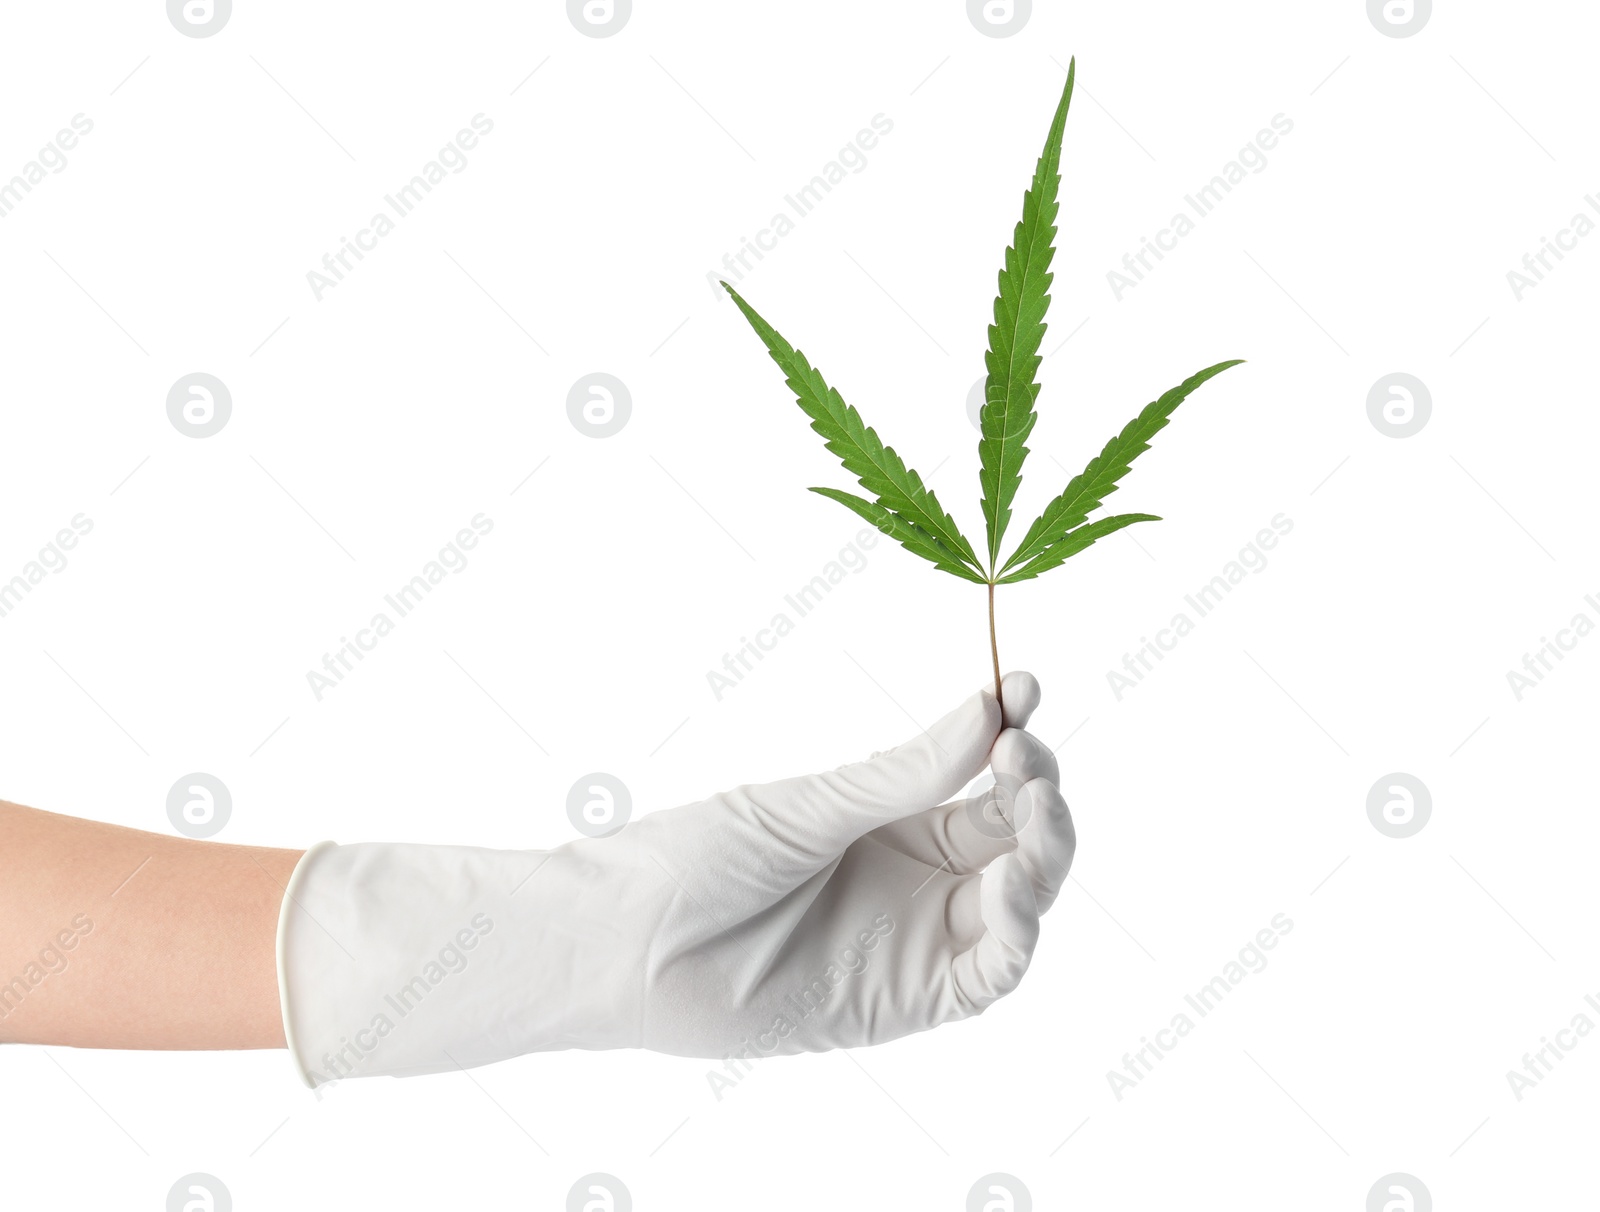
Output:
left=276, top=841, right=336, bottom=1088
left=276, top=838, right=654, bottom=1086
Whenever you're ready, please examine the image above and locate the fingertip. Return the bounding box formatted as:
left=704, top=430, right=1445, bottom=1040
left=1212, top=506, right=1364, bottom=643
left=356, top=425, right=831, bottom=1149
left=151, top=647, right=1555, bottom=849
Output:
left=990, top=727, right=1061, bottom=788
left=999, top=671, right=1041, bottom=729
left=950, top=854, right=1038, bottom=1009
left=991, top=728, right=1027, bottom=767
left=947, top=855, right=1041, bottom=1013
left=1016, top=777, right=1075, bottom=909
left=1023, top=777, right=1074, bottom=854
left=981, top=852, right=1040, bottom=953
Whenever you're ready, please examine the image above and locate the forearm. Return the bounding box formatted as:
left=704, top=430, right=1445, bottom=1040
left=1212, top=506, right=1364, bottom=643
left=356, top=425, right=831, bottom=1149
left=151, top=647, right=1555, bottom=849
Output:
left=0, top=799, right=301, bottom=1050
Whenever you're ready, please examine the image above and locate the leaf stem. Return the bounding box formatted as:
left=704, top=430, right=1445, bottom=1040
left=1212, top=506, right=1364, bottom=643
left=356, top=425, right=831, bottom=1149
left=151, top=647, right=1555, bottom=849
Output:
left=988, top=580, right=1002, bottom=711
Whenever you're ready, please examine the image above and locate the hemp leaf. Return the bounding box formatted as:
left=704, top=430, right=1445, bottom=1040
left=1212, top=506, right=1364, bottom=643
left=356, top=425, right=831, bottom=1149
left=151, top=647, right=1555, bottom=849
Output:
left=724, top=57, right=1243, bottom=703
left=978, top=57, right=1074, bottom=568
left=722, top=289, right=985, bottom=583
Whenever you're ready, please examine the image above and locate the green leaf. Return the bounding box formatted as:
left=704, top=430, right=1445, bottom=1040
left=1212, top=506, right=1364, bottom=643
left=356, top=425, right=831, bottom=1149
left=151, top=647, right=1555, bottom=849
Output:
left=723, top=282, right=984, bottom=576
left=809, top=488, right=987, bottom=583
left=1001, top=359, right=1244, bottom=573
left=978, top=57, right=1076, bottom=570
left=996, top=513, right=1160, bottom=584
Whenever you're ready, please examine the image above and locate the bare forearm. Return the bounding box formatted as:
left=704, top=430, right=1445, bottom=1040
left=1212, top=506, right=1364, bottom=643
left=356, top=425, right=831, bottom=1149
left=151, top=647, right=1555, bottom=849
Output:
left=0, top=800, right=301, bottom=1049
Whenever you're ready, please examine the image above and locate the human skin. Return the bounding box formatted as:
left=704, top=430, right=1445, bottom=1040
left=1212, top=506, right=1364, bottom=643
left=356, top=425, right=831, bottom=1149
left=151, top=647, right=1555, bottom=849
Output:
left=0, top=799, right=301, bottom=1049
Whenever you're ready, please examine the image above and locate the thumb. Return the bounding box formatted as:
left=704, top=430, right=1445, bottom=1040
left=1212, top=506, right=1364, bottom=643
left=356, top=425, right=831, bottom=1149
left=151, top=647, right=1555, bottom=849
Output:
left=740, top=680, right=1002, bottom=856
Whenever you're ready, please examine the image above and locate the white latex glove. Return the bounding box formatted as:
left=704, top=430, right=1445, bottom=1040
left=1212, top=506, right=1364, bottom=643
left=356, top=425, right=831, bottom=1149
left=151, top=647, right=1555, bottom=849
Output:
left=277, top=671, right=1074, bottom=1086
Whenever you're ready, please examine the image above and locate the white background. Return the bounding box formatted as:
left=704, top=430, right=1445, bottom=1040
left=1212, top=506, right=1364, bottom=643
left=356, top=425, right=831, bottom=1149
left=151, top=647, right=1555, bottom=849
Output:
left=0, top=1, right=1593, bottom=1208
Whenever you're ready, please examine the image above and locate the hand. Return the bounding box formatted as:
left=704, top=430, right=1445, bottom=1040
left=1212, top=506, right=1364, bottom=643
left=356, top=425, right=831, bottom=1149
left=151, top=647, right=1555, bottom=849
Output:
left=278, top=672, right=1075, bottom=1084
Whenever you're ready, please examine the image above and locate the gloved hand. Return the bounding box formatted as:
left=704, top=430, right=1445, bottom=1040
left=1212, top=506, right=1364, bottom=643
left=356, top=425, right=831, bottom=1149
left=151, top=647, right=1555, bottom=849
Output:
left=277, top=671, right=1074, bottom=1086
